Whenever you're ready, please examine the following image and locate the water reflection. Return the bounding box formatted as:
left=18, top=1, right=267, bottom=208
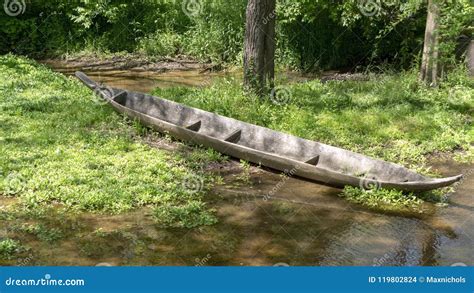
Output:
left=40, top=59, right=314, bottom=93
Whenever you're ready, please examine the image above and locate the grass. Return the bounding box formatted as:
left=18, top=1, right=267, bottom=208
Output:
left=0, top=239, right=22, bottom=260
left=338, top=185, right=454, bottom=213
left=339, top=187, right=423, bottom=211
left=0, top=54, right=221, bottom=228
left=152, top=71, right=473, bottom=169
left=0, top=54, right=471, bottom=265
left=1, top=54, right=472, bottom=218
left=152, top=68, right=473, bottom=210
left=11, top=223, right=63, bottom=243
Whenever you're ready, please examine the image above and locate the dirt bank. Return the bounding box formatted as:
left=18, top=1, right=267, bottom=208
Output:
left=40, top=54, right=223, bottom=73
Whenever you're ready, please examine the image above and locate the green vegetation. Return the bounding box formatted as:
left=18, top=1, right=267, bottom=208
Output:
left=340, top=187, right=421, bottom=212
left=0, top=239, right=22, bottom=260
left=153, top=70, right=473, bottom=169
left=339, top=185, right=453, bottom=213
left=154, top=201, right=218, bottom=229
left=12, top=223, right=63, bottom=243
left=1, top=53, right=471, bottom=216
left=0, top=0, right=472, bottom=267
left=152, top=68, right=473, bottom=211
left=2, top=0, right=471, bottom=71
left=0, top=54, right=220, bottom=227
left=0, top=0, right=472, bottom=217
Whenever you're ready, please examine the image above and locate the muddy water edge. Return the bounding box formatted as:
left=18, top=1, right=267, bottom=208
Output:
left=0, top=60, right=471, bottom=266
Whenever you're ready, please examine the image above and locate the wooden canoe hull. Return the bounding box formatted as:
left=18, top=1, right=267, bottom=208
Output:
left=75, top=72, right=463, bottom=192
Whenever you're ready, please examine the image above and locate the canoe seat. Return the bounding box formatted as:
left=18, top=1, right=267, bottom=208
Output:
left=224, top=129, right=242, bottom=144
left=186, top=121, right=202, bottom=132
left=112, top=91, right=127, bottom=102
left=305, top=155, right=320, bottom=166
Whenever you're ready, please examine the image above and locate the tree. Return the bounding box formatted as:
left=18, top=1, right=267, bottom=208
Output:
left=468, top=39, right=474, bottom=76
left=420, top=0, right=440, bottom=86
left=243, top=0, right=276, bottom=97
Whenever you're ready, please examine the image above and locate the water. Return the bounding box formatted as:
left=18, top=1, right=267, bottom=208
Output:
left=2, top=61, right=470, bottom=266
left=40, top=59, right=313, bottom=92
left=41, top=59, right=228, bottom=92
left=208, top=161, right=473, bottom=266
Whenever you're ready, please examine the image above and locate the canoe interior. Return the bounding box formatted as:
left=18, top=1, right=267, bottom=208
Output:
left=108, top=88, right=428, bottom=183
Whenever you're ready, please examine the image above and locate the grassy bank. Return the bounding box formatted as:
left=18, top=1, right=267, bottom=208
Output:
left=0, top=54, right=221, bottom=230
left=153, top=71, right=473, bottom=167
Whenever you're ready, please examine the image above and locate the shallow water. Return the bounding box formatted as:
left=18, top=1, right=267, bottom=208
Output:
left=44, top=66, right=224, bottom=93
left=40, top=59, right=314, bottom=93
left=3, top=61, right=470, bottom=266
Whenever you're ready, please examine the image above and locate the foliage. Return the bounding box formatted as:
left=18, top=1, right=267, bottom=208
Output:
left=340, top=184, right=453, bottom=212
left=154, top=201, right=218, bottom=228
left=1, top=0, right=471, bottom=71
left=0, top=54, right=218, bottom=228
left=0, top=239, right=21, bottom=260
left=333, top=0, right=474, bottom=71
left=339, top=186, right=423, bottom=212
left=438, top=0, right=474, bottom=70
left=13, top=223, right=63, bottom=243
left=138, top=31, right=182, bottom=57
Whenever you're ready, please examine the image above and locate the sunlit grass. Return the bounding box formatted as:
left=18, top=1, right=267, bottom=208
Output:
left=153, top=69, right=473, bottom=169
left=0, top=239, right=22, bottom=260
left=0, top=54, right=219, bottom=228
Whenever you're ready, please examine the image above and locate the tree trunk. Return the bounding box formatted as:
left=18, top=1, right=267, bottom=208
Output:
left=420, top=0, right=440, bottom=86
left=467, top=39, right=474, bottom=77
left=243, top=0, right=276, bottom=97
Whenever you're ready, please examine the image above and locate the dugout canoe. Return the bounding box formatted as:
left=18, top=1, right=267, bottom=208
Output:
left=75, top=71, right=463, bottom=192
